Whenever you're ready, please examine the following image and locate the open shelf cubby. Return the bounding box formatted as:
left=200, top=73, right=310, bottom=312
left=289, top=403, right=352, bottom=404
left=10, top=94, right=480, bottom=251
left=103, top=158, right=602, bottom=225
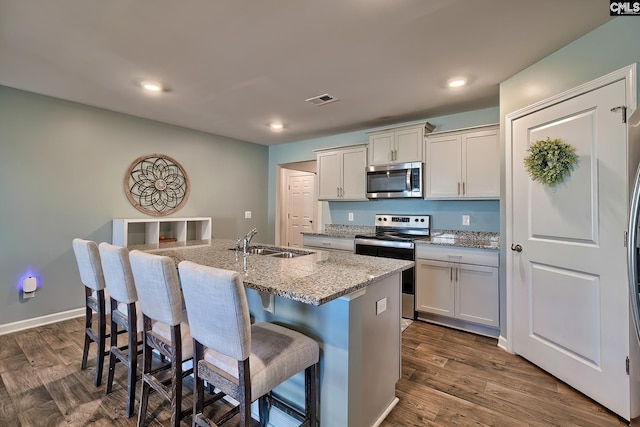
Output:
left=112, top=217, right=212, bottom=248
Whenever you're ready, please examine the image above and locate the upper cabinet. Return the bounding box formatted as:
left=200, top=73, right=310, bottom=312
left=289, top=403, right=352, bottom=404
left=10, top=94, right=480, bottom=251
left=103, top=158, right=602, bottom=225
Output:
left=425, top=124, right=499, bottom=199
left=316, top=144, right=368, bottom=201
left=367, top=122, right=435, bottom=166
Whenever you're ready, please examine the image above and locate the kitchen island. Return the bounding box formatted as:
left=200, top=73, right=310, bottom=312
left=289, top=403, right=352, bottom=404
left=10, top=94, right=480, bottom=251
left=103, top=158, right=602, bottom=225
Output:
left=143, top=238, right=413, bottom=427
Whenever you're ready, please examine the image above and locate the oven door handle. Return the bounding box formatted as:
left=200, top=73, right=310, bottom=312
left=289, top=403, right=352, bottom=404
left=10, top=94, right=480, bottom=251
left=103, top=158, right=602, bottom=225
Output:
left=354, top=238, right=415, bottom=250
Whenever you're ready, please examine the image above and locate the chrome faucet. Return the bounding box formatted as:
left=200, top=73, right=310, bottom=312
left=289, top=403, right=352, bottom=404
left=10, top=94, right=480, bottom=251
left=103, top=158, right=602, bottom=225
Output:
left=239, top=228, right=258, bottom=255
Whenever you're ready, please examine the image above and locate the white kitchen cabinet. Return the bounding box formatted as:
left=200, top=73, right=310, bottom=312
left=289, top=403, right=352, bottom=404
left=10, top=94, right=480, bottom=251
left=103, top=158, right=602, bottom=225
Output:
left=415, top=245, right=499, bottom=331
left=367, top=122, right=435, bottom=166
left=425, top=124, right=499, bottom=199
left=316, top=145, right=367, bottom=201
left=112, top=217, right=211, bottom=248
left=302, top=234, right=354, bottom=252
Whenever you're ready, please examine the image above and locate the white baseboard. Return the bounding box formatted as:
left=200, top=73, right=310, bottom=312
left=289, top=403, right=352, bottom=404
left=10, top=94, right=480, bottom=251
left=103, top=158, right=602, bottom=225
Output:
left=0, top=308, right=85, bottom=336
left=372, top=397, right=399, bottom=427
left=498, top=334, right=510, bottom=352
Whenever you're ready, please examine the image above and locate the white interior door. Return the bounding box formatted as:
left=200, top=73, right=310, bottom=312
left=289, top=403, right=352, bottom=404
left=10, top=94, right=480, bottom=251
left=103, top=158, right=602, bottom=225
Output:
left=286, top=172, right=315, bottom=247
left=511, top=79, right=630, bottom=418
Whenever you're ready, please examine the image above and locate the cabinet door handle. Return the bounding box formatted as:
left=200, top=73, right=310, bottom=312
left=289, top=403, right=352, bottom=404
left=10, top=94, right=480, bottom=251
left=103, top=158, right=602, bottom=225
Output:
left=450, top=265, right=453, bottom=281
left=455, top=265, right=458, bottom=282
left=337, top=187, right=340, bottom=198
left=457, top=182, right=461, bottom=195
left=462, top=182, right=465, bottom=195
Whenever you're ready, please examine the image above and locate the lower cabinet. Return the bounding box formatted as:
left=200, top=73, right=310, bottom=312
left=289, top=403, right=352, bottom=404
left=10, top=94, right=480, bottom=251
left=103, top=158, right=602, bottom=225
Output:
left=415, top=245, right=499, bottom=332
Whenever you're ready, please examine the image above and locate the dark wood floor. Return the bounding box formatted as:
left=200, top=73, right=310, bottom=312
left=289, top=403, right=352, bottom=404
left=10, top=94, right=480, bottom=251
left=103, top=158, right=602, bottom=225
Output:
left=0, top=316, right=629, bottom=426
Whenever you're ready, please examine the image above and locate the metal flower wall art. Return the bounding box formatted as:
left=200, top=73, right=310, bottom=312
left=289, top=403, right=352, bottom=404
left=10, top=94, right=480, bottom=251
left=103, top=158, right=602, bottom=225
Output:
left=124, top=154, right=190, bottom=216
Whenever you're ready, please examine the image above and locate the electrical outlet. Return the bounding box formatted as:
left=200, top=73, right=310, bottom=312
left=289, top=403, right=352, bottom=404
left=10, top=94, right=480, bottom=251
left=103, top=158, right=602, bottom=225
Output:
left=245, top=211, right=252, bottom=219
left=462, top=215, right=470, bottom=226
left=376, top=297, right=387, bottom=315
left=348, top=212, right=354, bottom=221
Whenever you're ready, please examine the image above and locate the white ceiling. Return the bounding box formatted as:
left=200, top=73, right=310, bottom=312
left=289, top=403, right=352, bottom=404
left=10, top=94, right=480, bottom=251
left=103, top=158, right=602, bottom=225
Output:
left=0, top=1, right=611, bottom=145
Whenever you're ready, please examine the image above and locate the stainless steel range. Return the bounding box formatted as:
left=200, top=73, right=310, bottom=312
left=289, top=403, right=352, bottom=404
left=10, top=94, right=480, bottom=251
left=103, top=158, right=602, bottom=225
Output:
left=354, top=214, right=431, bottom=319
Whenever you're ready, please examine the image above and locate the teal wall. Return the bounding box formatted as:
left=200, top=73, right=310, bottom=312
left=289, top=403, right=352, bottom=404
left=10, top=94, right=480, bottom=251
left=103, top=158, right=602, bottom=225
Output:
left=498, top=17, right=640, bottom=338
left=267, top=107, right=501, bottom=241
left=0, top=86, right=268, bottom=326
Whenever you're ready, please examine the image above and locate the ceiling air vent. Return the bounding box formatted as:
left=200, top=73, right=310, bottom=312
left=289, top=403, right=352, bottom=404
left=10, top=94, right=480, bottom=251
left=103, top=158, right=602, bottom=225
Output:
left=305, top=93, right=339, bottom=106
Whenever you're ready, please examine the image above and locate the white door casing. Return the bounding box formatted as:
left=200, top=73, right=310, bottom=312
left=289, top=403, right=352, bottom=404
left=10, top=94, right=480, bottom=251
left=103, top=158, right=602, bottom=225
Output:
left=506, top=65, right=637, bottom=420
left=286, top=172, right=315, bottom=248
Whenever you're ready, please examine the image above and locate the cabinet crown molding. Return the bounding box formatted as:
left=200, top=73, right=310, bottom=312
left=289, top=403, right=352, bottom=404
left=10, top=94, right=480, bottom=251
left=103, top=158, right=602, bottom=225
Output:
left=366, top=121, right=435, bottom=136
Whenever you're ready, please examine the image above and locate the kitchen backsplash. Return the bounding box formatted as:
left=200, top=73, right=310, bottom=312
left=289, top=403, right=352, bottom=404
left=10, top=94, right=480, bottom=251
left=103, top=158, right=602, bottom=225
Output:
left=327, top=199, right=500, bottom=232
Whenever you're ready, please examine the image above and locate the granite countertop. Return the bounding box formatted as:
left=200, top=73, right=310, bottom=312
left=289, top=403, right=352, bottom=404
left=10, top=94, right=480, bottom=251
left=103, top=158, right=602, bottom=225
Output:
left=417, top=230, right=500, bottom=250
left=303, top=224, right=500, bottom=250
left=137, top=239, right=413, bottom=306
left=302, top=224, right=374, bottom=238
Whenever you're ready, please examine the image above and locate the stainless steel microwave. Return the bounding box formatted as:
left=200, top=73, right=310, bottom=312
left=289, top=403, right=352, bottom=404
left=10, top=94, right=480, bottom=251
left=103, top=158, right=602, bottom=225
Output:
left=366, top=162, right=423, bottom=199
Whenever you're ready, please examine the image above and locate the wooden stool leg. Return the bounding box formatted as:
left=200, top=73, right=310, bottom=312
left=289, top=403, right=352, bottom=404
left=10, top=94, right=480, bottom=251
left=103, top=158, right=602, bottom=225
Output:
left=106, top=299, right=118, bottom=394
left=81, top=306, right=92, bottom=370
left=94, top=298, right=106, bottom=387
left=105, top=330, right=118, bottom=393
left=137, top=336, right=153, bottom=427
left=126, top=312, right=138, bottom=418
left=306, top=363, right=318, bottom=427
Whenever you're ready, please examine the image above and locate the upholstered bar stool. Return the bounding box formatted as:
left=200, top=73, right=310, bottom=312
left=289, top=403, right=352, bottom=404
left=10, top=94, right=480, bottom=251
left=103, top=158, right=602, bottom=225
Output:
left=129, top=250, right=194, bottom=427
left=98, top=242, right=144, bottom=418
left=178, top=261, right=319, bottom=427
left=72, top=238, right=110, bottom=387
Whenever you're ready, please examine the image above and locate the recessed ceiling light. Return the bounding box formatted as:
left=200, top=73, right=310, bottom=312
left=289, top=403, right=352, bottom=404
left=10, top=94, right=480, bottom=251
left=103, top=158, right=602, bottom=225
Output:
left=141, top=81, right=164, bottom=92
left=269, top=122, right=284, bottom=132
left=447, top=78, right=467, bottom=88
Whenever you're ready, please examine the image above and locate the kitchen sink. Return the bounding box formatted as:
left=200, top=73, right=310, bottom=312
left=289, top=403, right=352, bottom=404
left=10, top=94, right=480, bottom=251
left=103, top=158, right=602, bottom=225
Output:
left=247, top=247, right=281, bottom=255
left=269, top=252, right=299, bottom=258
left=229, top=245, right=313, bottom=258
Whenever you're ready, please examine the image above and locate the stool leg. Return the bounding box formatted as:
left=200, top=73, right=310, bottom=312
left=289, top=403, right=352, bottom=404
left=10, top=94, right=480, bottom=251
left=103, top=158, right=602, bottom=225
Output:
left=305, top=363, right=318, bottom=427
left=106, top=300, right=118, bottom=394
left=94, top=295, right=106, bottom=387
left=137, top=333, right=153, bottom=427
left=81, top=305, right=92, bottom=370
left=126, top=307, right=138, bottom=418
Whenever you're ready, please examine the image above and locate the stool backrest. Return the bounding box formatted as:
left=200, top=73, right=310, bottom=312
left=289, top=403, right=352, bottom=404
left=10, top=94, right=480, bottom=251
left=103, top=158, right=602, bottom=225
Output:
left=178, top=261, right=251, bottom=361
left=72, top=238, right=105, bottom=291
left=99, top=242, right=137, bottom=304
left=129, top=250, right=182, bottom=326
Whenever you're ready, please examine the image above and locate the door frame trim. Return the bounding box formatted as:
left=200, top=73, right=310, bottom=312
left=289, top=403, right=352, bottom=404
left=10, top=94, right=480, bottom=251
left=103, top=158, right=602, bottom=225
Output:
left=504, top=63, right=637, bottom=352
left=275, top=163, right=319, bottom=246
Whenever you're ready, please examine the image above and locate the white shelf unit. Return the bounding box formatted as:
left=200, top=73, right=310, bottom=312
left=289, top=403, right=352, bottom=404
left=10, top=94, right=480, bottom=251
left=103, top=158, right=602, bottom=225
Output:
left=112, top=217, right=212, bottom=248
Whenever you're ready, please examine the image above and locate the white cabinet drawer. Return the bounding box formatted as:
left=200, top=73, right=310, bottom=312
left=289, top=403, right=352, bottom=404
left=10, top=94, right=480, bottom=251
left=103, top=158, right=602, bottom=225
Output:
left=416, top=244, right=498, bottom=267
left=303, top=235, right=354, bottom=252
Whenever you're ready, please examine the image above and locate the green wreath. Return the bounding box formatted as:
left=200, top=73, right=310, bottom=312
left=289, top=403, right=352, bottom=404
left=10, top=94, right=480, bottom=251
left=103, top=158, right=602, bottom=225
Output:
left=523, top=137, right=578, bottom=186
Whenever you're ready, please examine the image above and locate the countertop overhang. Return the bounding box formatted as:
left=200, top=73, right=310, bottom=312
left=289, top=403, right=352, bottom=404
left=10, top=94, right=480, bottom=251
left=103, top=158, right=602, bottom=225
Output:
left=139, top=239, right=413, bottom=306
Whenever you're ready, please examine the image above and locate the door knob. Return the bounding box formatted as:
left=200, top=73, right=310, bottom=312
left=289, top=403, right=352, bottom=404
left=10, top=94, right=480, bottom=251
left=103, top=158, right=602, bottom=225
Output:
left=511, top=244, right=523, bottom=252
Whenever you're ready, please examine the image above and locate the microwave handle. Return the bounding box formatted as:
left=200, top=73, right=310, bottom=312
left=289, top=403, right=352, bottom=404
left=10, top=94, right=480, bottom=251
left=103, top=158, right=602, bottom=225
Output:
left=406, top=168, right=411, bottom=190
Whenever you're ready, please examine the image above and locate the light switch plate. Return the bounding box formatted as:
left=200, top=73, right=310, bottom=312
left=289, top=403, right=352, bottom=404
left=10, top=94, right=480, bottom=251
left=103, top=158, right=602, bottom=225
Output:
left=376, top=297, right=387, bottom=315
left=462, top=215, right=470, bottom=226
left=348, top=212, right=354, bottom=221
left=245, top=211, right=252, bottom=219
